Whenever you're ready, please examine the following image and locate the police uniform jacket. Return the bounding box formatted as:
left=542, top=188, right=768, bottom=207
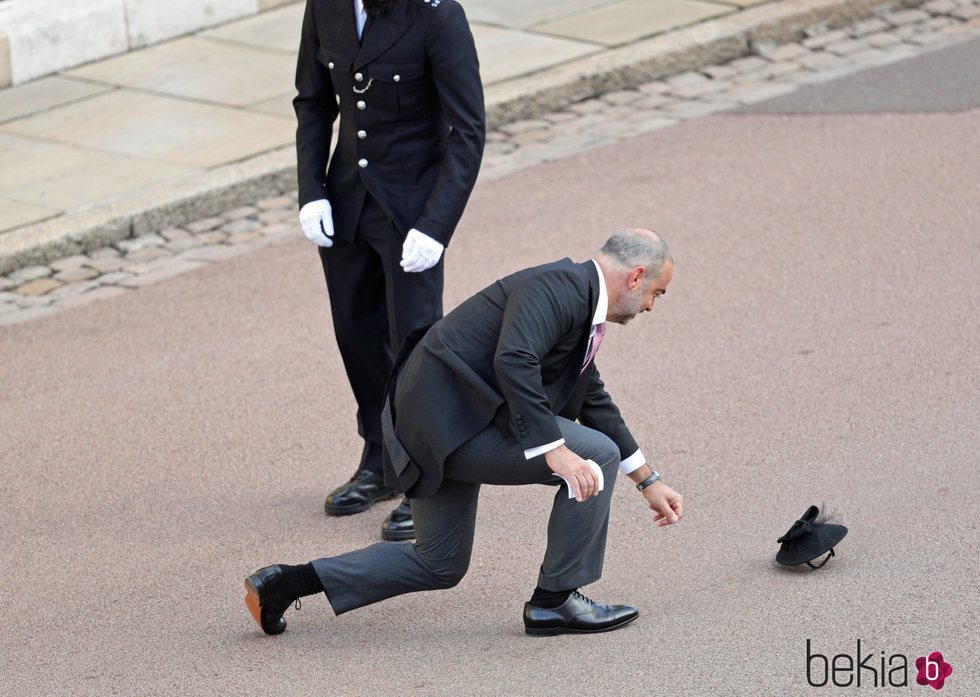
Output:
left=294, top=0, right=485, bottom=245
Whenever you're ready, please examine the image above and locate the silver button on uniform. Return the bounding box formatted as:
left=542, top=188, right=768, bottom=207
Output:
left=357, top=130, right=367, bottom=139
left=358, top=159, right=368, bottom=168
left=328, top=61, right=335, bottom=69
left=354, top=72, right=363, bottom=82
left=356, top=100, right=366, bottom=110
left=393, top=74, right=401, bottom=82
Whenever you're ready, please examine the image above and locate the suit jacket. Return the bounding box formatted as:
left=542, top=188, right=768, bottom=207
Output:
left=383, top=259, right=639, bottom=497
left=294, top=0, right=485, bottom=245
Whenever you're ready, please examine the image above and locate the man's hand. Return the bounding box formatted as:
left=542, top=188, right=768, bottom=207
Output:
left=643, top=481, right=684, bottom=527
left=545, top=444, right=600, bottom=503
left=299, top=199, right=334, bottom=247
left=401, top=229, right=444, bottom=272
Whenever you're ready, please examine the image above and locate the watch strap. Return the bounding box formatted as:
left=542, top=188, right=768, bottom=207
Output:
left=636, top=471, right=661, bottom=491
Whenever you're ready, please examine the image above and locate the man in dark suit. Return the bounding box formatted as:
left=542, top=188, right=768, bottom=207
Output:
left=294, top=0, right=485, bottom=539
left=245, top=229, right=685, bottom=636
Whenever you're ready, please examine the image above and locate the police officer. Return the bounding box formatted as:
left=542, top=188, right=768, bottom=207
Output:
left=293, top=0, right=485, bottom=539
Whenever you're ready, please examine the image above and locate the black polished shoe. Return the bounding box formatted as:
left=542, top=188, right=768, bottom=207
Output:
left=244, top=565, right=293, bottom=636
left=324, top=469, right=397, bottom=516
left=381, top=499, right=415, bottom=541
left=523, top=591, right=639, bottom=636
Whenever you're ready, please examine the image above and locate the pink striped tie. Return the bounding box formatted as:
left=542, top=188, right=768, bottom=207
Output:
left=581, top=322, right=606, bottom=373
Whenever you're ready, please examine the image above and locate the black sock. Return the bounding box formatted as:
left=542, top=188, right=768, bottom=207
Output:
left=529, top=586, right=573, bottom=608
left=279, top=563, right=324, bottom=600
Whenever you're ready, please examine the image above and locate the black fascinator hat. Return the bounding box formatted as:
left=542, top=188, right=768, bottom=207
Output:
left=776, top=505, right=847, bottom=569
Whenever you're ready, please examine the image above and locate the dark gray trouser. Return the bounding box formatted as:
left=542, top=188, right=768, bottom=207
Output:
left=311, top=417, right=621, bottom=615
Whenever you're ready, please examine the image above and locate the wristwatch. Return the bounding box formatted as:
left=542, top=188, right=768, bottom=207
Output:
left=635, top=471, right=661, bottom=491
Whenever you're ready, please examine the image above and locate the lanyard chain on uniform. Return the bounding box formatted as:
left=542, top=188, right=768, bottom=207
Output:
left=353, top=78, right=374, bottom=94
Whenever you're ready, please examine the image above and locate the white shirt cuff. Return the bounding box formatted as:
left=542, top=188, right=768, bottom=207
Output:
left=524, top=438, right=565, bottom=460
left=619, top=449, right=646, bottom=475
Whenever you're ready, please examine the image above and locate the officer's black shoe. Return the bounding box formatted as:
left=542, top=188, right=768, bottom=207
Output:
left=324, top=469, right=397, bottom=516
left=523, top=591, right=639, bottom=636
left=381, top=498, right=415, bottom=541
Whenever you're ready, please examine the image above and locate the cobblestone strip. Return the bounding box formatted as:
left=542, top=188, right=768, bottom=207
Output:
left=0, top=196, right=297, bottom=325
left=1, top=0, right=978, bottom=328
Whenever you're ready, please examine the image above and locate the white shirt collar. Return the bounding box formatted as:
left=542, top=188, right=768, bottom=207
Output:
left=590, top=259, right=607, bottom=327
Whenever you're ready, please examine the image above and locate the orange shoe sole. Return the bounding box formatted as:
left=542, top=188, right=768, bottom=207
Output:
left=244, top=578, right=263, bottom=630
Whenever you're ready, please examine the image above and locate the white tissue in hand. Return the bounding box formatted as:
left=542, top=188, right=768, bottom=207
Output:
left=555, top=459, right=604, bottom=499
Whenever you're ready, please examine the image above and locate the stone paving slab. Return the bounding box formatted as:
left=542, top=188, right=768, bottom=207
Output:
left=536, top=0, right=736, bottom=46
left=246, top=91, right=298, bottom=118
left=0, top=196, right=54, bottom=233
left=471, top=24, right=601, bottom=85
left=0, top=132, right=194, bottom=213
left=200, top=2, right=306, bottom=54
left=1, top=89, right=294, bottom=168
left=460, top=0, right=624, bottom=29
left=123, top=0, right=260, bottom=50
left=66, top=37, right=297, bottom=107
left=0, top=76, right=111, bottom=124
left=0, top=32, right=9, bottom=88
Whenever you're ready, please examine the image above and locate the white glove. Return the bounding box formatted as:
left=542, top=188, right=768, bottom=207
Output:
left=299, top=199, right=334, bottom=247
left=400, top=228, right=444, bottom=273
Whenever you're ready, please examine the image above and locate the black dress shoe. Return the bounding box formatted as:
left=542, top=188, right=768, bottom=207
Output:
left=381, top=499, right=415, bottom=541
left=523, top=591, right=639, bottom=636
left=244, top=565, right=292, bottom=636
left=324, top=469, right=397, bottom=516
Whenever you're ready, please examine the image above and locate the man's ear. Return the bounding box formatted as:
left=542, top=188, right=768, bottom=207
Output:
left=628, top=266, right=646, bottom=290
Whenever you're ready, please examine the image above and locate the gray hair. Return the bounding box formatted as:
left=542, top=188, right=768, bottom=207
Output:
left=598, top=228, right=673, bottom=280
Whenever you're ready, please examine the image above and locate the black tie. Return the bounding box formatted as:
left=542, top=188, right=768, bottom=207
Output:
left=361, top=13, right=373, bottom=44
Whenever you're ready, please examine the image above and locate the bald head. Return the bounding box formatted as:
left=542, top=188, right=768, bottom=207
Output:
left=596, top=228, right=672, bottom=280
left=595, top=228, right=673, bottom=324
